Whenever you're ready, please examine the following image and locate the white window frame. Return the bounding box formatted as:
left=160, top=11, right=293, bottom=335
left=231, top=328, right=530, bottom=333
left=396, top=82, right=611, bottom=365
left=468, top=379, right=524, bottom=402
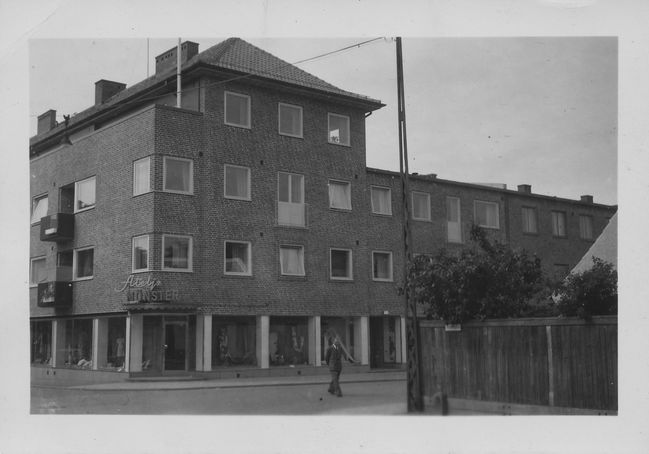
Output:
left=224, top=164, right=252, bottom=201
left=74, top=176, right=96, bottom=213
left=372, top=251, right=393, bottom=282
left=73, top=247, right=94, bottom=281
left=370, top=186, right=392, bottom=216
left=133, top=156, right=151, bottom=196
left=328, top=179, right=352, bottom=211
left=30, top=256, right=47, bottom=287
left=327, top=113, right=350, bottom=146
left=446, top=196, right=462, bottom=243
left=279, top=245, right=305, bottom=276
left=521, top=206, right=538, bottom=234
left=224, top=91, right=251, bottom=128
left=579, top=215, right=593, bottom=240
left=474, top=200, right=500, bottom=229
left=162, top=234, right=193, bottom=272
left=224, top=240, right=252, bottom=276
left=411, top=191, right=431, bottom=221
left=552, top=211, right=567, bottom=238
left=163, top=156, right=194, bottom=195
left=31, top=193, right=49, bottom=224
left=132, top=235, right=150, bottom=272
left=278, top=103, right=303, bottom=138
left=330, top=248, right=353, bottom=281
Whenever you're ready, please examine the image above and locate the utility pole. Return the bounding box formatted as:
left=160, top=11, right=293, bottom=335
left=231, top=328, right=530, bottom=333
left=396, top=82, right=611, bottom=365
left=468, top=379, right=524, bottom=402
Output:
left=396, top=37, right=423, bottom=412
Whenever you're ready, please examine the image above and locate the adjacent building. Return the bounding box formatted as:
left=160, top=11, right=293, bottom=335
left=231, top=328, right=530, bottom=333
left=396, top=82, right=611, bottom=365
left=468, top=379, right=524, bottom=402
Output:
left=29, top=38, right=616, bottom=379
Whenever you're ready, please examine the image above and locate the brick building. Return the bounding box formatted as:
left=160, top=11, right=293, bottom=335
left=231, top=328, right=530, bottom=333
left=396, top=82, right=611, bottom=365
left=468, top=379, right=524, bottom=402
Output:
left=29, top=38, right=616, bottom=379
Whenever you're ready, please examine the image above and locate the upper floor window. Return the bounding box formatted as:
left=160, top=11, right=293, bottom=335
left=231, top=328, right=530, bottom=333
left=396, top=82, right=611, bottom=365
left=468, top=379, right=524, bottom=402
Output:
left=31, top=194, right=48, bottom=224
left=474, top=200, right=499, bottom=229
left=74, top=247, right=94, bottom=280
left=372, top=251, right=393, bottom=282
left=30, top=257, right=47, bottom=287
left=132, top=235, right=150, bottom=272
left=579, top=215, right=594, bottom=240
left=162, top=234, right=192, bottom=272
left=552, top=211, right=567, bottom=237
left=60, top=177, right=96, bottom=214
left=446, top=196, right=462, bottom=243
left=411, top=192, right=431, bottom=221
left=330, top=248, right=353, bottom=280
left=328, top=180, right=351, bottom=210
left=370, top=186, right=392, bottom=216
left=133, top=157, right=151, bottom=196
left=225, top=91, right=251, bottom=128
left=328, top=113, right=350, bottom=146
left=279, top=245, right=305, bottom=276
left=225, top=240, right=252, bottom=276
left=278, top=172, right=305, bottom=227
left=163, top=157, right=193, bottom=194
left=278, top=103, right=303, bottom=138
left=521, top=206, right=538, bottom=234
left=224, top=164, right=251, bottom=200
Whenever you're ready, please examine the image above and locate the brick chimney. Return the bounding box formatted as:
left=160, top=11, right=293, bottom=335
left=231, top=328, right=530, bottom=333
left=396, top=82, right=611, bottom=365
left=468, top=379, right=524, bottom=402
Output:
left=155, top=41, right=199, bottom=74
left=95, top=79, right=126, bottom=105
left=580, top=195, right=594, bottom=204
left=517, top=184, right=532, bottom=194
left=37, top=109, right=57, bottom=134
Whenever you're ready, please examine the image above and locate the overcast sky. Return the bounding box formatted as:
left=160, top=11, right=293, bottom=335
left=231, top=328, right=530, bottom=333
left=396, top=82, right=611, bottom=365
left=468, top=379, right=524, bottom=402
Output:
left=29, top=36, right=617, bottom=205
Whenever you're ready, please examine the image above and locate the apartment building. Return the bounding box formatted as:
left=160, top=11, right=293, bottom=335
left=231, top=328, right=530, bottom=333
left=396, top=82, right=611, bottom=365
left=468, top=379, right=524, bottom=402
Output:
left=29, top=38, right=616, bottom=380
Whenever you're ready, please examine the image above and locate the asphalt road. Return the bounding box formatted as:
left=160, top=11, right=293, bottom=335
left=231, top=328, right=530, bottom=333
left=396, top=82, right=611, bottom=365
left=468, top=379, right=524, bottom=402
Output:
left=31, top=379, right=408, bottom=415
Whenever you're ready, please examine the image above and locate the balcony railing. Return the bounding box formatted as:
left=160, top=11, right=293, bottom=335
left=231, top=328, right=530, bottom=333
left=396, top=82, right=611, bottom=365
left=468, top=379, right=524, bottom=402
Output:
left=40, top=213, right=75, bottom=242
left=277, top=202, right=307, bottom=228
left=37, top=281, right=73, bottom=307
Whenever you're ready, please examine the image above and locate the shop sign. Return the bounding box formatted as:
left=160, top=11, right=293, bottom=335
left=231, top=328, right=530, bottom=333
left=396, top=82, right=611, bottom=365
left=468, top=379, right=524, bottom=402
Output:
left=116, top=274, right=180, bottom=303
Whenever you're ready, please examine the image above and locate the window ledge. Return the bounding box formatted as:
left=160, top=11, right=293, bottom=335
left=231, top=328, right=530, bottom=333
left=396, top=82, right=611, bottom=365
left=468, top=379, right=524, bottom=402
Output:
left=329, top=278, right=354, bottom=283
left=279, top=275, right=307, bottom=281
left=329, top=207, right=352, bottom=213
left=371, top=212, right=393, bottom=218
left=160, top=269, right=194, bottom=273
left=222, top=274, right=254, bottom=279
left=74, top=206, right=96, bottom=214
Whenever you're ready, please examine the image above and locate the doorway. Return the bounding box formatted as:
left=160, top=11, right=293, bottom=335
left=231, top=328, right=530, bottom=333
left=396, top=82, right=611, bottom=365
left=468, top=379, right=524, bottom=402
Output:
left=164, top=318, right=187, bottom=371
left=369, top=316, right=398, bottom=368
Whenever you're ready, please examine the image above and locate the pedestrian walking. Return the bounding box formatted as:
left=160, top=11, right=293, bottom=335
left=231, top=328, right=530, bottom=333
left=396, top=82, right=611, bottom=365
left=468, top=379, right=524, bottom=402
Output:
left=325, top=336, right=355, bottom=397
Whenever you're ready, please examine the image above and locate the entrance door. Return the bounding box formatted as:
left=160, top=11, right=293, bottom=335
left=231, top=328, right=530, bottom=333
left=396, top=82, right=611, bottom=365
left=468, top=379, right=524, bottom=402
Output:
left=369, top=316, right=398, bottom=368
left=164, top=320, right=187, bottom=371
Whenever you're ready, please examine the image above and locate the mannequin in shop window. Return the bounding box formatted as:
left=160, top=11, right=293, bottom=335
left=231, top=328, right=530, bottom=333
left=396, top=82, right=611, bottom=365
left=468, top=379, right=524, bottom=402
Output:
left=218, top=329, right=231, bottom=365
left=115, top=337, right=125, bottom=368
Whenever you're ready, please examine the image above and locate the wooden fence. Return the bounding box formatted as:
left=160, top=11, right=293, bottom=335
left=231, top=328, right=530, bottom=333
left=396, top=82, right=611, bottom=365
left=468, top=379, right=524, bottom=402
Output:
left=419, top=316, right=617, bottom=414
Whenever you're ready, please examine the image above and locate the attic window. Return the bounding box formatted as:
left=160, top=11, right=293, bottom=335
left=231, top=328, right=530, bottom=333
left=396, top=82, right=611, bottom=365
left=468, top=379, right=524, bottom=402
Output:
left=225, top=91, right=251, bottom=128
left=328, top=113, right=350, bottom=146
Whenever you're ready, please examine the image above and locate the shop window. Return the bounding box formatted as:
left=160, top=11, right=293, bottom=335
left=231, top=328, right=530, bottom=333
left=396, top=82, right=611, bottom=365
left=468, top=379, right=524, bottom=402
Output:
left=330, top=248, right=353, bottom=280
left=212, top=316, right=257, bottom=367
left=133, top=156, right=151, bottom=196
left=224, top=91, right=251, bottom=128
left=522, top=206, right=538, bottom=234
left=446, top=196, right=462, bottom=243
left=278, top=103, right=303, bottom=137
left=278, top=172, right=305, bottom=226
left=552, top=211, right=567, bottom=237
left=328, top=113, right=350, bottom=146
left=224, top=164, right=251, bottom=200
left=102, top=317, right=127, bottom=371
left=328, top=180, right=351, bottom=210
left=370, top=186, right=392, bottom=215
left=280, top=245, right=305, bottom=276
left=30, top=257, right=47, bottom=287
left=411, top=191, right=431, bottom=221
left=372, top=251, right=393, bottom=281
left=474, top=200, right=500, bottom=229
left=74, top=247, right=94, bottom=280
left=30, top=320, right=52, bottom=365
left=132, top=235, right=150, bottom=272
left=63, top=318, right=93, bottom=368
left=321, top=317, right=356, bottom=364
left=31, top=194, right=48, bottom=224
left=579, top=215, right=593, bottom=240
left=269, top=316, right=309, bottom=366
left=163, top=156, right=193, bottom=194
left=225, top=240, right=252, bottom=275
left=162, top=234, right=192, bottom=271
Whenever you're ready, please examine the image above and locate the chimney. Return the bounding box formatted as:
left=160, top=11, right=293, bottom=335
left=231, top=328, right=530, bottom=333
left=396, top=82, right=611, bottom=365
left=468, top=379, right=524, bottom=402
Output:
left=155, top=41, right=199, bottom=74
left=580, top=195, right=594, bottom=204
left=37, top=109, right=57, bottom=134
left=95, top=79, right=126, bottom=105
left=517, top=184, right=532, bottom=194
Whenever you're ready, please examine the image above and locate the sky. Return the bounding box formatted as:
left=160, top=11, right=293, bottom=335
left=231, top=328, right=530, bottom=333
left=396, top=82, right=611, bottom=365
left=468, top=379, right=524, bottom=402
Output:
left=29, top=36, right=618, bottom=204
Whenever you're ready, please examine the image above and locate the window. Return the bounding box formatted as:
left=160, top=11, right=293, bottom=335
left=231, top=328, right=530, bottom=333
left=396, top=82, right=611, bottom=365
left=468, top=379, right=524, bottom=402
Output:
left=278, top=103, right=303, bottom=137
left=474, top=200, right=500, bottom=229
left=552, top=211, right=567, bottom=237
left=446, top=197, right=462, bottom=243
left=31, top=320, right=52, bottom=365
left=279, top=245, right=305, bottom=276
left=57, top=250, right=73, bottom=281
left=370, top=186, right=392, bottom=215
left=328, top=113, right=350, bottom=146
left=521, top=206, right=538, bottom=234
left=278, top=172, right=305, bottom=227
left=328, top=180, right=351, bottom=210
left=411, top=192, right=431, bottom=221
left=269, top=316, right=309, bottom=366
left=330, top=248, right=352, bottom=280
left=372, top=251, right=393, bottom=281
left=63, top=319, right=93, bottom=367
left=212, top=316, right=257, bottom=367
left=133, top=157, right=151, bottom=196
left=224, top=165, right=251, bottom=200
left=163, top=157, right=193, bottom=194
left=75, top=176, right=96, bottom=212
left=31, top=194, right=48, bottom=224
left=132, top=235, right=150, bottom=272
left=162, top=234, right=192, bottom=271
left=74, top=247, right=94, bottom=280
left=225, top=241, right=252, bottom=275
left=224, top=91, right=251, bottom=128
left=30, top=257, right=47, bottom=286
left=579, top=215, right=594, bottom=240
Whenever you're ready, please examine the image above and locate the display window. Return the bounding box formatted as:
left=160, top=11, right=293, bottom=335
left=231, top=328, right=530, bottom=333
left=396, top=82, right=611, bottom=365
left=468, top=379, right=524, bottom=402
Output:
left=62, top=319, right=93, bottom=368
left=269, top=316, right=309, bottom=366
left=104, top=317, right=127, bottom=371
left=212, top=316, right=257, bottom=367
left=321, top=317, right=356, bottom=363
left=31, top=320, right=52, bottom=365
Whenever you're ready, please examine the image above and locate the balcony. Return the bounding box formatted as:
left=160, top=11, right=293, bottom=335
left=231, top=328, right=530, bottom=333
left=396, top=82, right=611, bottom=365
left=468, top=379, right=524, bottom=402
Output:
left=37, top=281, right=73, bottom=308
left=40, top=213, right=74, bottom=242
left=277, top=202, right=307, bottom=228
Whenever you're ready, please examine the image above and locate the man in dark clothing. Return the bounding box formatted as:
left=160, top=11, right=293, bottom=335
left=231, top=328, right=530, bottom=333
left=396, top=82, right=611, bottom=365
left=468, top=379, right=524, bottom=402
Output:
left=325, top=337, right=354, bottom=397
